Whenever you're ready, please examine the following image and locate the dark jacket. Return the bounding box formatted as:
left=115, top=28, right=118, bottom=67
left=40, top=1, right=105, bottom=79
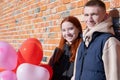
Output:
left=49, top=44, right=74, bottom=80
left=75, top=32, right=113, bottom=80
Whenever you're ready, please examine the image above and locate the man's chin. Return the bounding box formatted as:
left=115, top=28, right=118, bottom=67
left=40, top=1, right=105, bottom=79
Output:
left=88, top=26, right=94, bottom=30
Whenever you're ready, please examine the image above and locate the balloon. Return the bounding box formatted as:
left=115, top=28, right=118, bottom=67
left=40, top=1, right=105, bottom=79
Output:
left=16, top=63, right=50, bottom=80
left=18, top=38, right=43, bottom=65
left=0, top=70, right=17, bottom=80
left=0, top=41, right=17, bottom=70
left=0, top=68, right=4, bottom=72
left=40, top=64, right=53, bottom=80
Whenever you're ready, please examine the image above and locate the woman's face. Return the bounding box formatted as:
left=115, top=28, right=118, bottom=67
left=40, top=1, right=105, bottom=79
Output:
left=61, top=21, right=80, bottom=44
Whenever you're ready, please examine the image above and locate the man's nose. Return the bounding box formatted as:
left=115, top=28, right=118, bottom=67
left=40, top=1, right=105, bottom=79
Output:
left=88, top=16, right=93, bottom=21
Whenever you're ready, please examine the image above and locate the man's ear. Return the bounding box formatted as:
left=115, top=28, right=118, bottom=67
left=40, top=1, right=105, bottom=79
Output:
left=103, top=13, right=109, bottom=20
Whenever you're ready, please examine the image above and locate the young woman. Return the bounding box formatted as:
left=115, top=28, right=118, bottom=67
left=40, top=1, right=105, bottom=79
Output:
left=49, top=16, right=82, bottom=80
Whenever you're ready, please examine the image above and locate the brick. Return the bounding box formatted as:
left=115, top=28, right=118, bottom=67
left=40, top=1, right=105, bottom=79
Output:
left=70, top=8, right=83, bottom=15
left=47, top=2, right=59, bottom=9
left=71, top=2, right=77, bottom=9
left=62, top=0, right=71, bottom=4
left=57, top=5, right=67, bottom=12
left=110, top=0, right=120, bottom=8
left=41, top=5, right=47, bottom=11
left=77, top=1, right=84, bottom=7
left=44, top=38, right=60, bottom=44
left=105, top=2, right=110, bottom=10
left=32, top=17, right=42, bottom=23
left=81, top=21, right=87, bottom=30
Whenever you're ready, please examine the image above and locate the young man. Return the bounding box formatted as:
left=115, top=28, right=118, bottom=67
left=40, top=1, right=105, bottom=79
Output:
left=74, top=0, right=120, bottom=80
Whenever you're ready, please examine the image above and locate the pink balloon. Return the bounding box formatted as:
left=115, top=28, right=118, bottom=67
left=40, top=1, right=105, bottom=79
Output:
left=0, top=41, right=17, bottom=70
left=16, top=63, right=50, bottom=80
left=0, top=70, right=17, bottom=80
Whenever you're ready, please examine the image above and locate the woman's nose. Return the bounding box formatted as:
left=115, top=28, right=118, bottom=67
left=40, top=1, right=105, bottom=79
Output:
left=66, top=30, right=70, bottom=34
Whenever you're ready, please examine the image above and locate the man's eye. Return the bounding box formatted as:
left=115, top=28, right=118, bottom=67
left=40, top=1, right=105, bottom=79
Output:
left=62, top=29, right=65, bottom=32
left=84, top=14, right=88, bottom=16
left=92, top=13, right=98, bottom=16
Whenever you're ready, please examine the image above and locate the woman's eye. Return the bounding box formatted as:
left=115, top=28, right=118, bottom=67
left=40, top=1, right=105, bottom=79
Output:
left=69, top=27, right=74, bottom=30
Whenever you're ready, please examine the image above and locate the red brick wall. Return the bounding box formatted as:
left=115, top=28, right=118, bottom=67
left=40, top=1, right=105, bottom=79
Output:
left=0, top=0, right=120, bottom=63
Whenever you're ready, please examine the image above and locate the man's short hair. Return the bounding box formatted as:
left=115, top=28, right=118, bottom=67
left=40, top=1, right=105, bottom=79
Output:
left=84, top=0, right=106, bottom=10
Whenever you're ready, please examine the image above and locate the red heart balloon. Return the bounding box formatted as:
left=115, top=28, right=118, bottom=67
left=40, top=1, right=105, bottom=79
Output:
left=18, top=38, right=43, bottom=65
left=40, top=64, right=53, bottom=80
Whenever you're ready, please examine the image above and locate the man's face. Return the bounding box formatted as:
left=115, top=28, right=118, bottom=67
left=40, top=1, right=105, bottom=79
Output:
left=84, top=6, right=106, bottom=29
